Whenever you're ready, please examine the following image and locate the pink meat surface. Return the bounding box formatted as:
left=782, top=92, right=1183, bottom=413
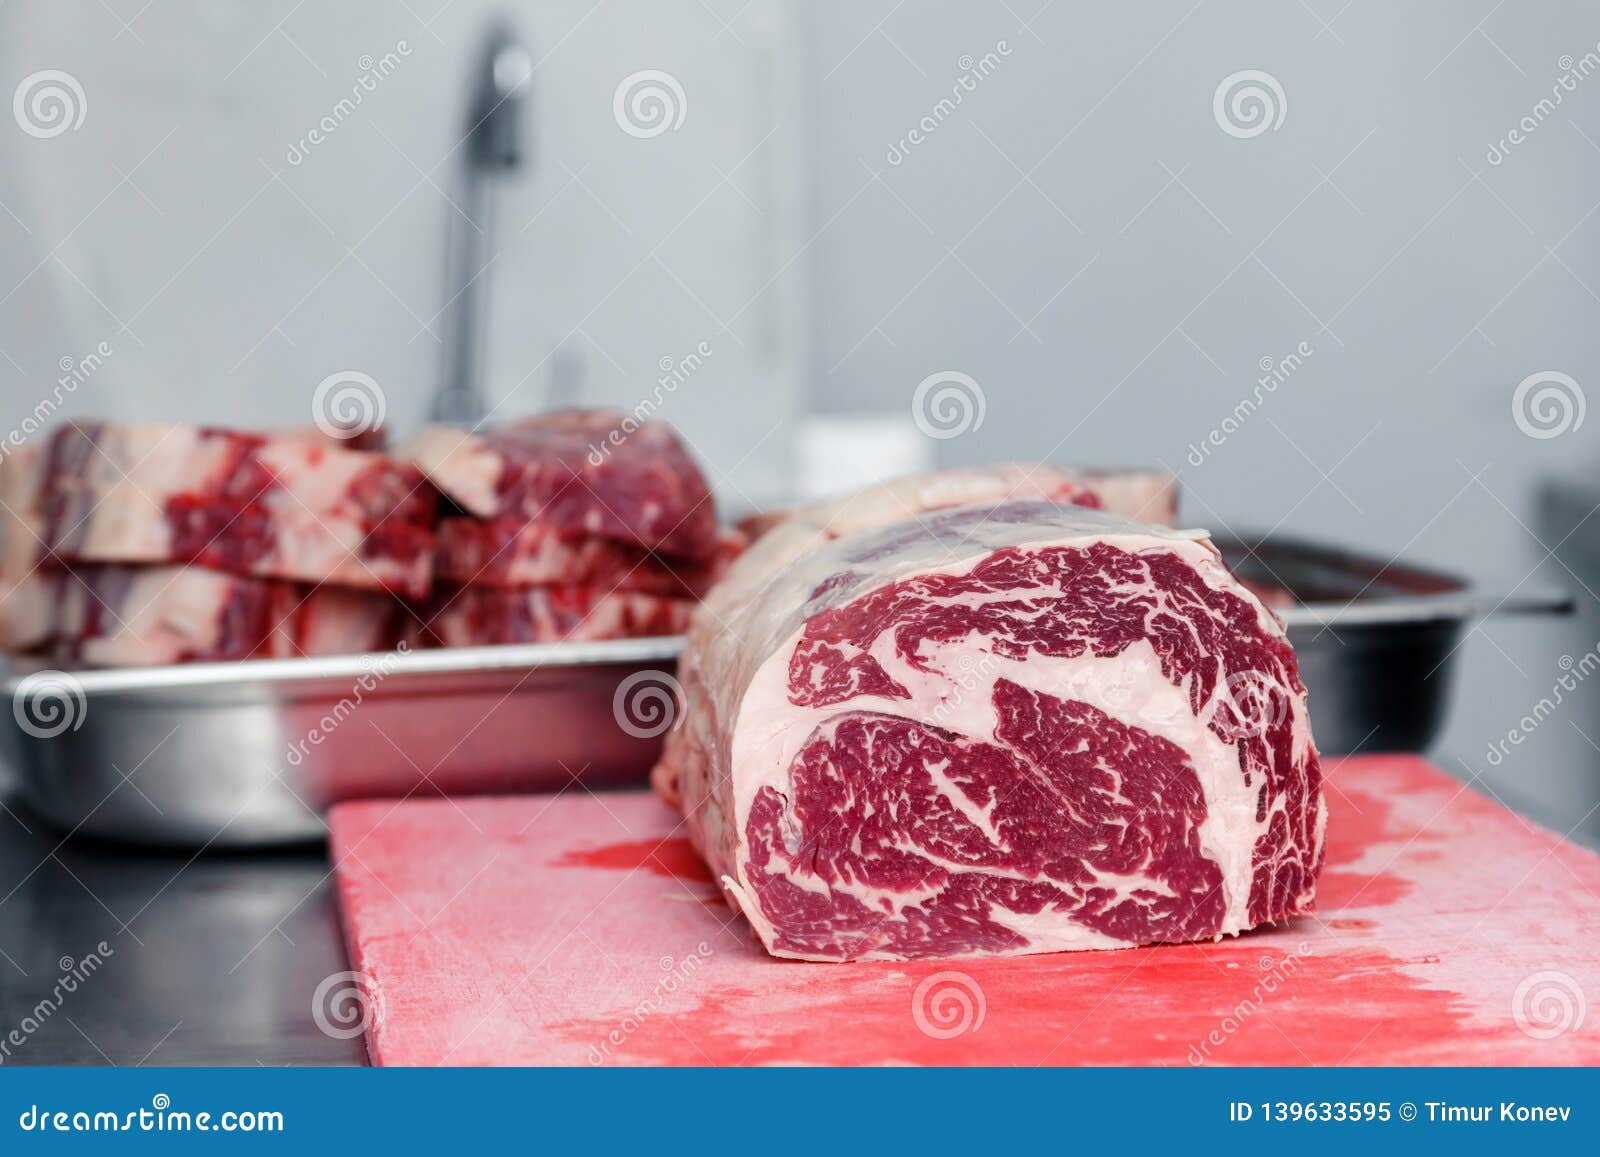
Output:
left=435, top=518, right=743, bottom=597
left=655, top=482, right=1323, bottom=961
left=414, top=585, right=695, bottom=648
left=36, top=421, right=437, bottom=595
left=402, top=410, right=718, bottom=558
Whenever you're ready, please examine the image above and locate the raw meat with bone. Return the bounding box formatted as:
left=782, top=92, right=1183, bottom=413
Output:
left=3, top=442, right=408, bottom=666
left=36, top=421, right=436, bottom=595
left=435, top=518, right=743, bottom=597
left=655, top=492, right=1322, bottom=961
left=412, top=585, right=694, bottom=648
left=19, top=564, right=405, bottom=667
left=402, top=410, right=718, bottom=559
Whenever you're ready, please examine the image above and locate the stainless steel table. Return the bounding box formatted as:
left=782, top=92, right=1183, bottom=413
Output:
left=0, top=793, right=362, bottom=1066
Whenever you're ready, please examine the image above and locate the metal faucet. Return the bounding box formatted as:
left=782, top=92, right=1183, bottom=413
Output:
left=430, top=21, right=533, bottom=427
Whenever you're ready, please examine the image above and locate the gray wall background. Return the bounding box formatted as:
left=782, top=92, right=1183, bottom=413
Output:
left=1, top=2, right=1597, bottom=843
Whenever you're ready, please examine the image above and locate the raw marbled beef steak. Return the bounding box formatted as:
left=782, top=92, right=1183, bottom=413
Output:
left=655, top=491, right=1323, bottom=961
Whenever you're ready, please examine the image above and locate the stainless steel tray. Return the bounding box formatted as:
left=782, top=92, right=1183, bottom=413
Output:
left=1215, top=534, right=1572, bottom=755
left=1, top=638, right=684, bottom=849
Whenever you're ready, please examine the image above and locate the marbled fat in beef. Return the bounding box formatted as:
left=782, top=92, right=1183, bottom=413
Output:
left=655, top=476, right=1322, bottom=962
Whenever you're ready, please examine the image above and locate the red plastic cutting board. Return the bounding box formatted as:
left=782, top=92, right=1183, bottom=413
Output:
left=330, top=756, right=1600, bottom=1065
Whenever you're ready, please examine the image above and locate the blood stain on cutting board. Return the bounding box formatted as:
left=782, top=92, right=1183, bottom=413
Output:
left=551, top=940, right=1485, bottom=1067
left=331, top=756, right=1600, bottom=1065
left=1314, top=790, right=1417, bottom=911
left=554, top=836, right=713, bottom=884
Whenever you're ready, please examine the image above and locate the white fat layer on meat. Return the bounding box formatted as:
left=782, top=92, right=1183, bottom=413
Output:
left=1077, top=470, right=1179, bottom=527
left=722, top=515, right=1314, bottom=957
left=74, top=484, right=381, bottom=579
left=256, top=442, right=381, bottom=510
left=60, top=426, right=402, bottom=579
left=401, top=427, right=501, bottom=517
left=68, top=568, right=235, bottom=666
left=64, top=423, right=395, bottom=512
left=296, top=588, right=396, bottom=654
left=70, top=424, right=225, bottom=495
left=73, top=481, right=180, bottom=557
left=983, top=908, right=1130, bottom=952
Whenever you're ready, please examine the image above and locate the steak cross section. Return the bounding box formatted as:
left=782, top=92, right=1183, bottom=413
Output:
left=655, top=496, right=1324, bottom=961
left=745, top=689, right=1226, bottom=959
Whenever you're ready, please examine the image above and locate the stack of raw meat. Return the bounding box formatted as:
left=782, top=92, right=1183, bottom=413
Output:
left=401, top=410, right=731, bottom=648
left=0, top=411, right=1191, bottom=677
left=0, top=412, right=736, bottom=666
left=0, top=422, right=429, bottom=667
left=0, top=411, right=735, bottom=668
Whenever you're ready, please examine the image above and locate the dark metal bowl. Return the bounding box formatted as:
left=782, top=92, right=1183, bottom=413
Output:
left=1215, top=534, right=1570, bottom=755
